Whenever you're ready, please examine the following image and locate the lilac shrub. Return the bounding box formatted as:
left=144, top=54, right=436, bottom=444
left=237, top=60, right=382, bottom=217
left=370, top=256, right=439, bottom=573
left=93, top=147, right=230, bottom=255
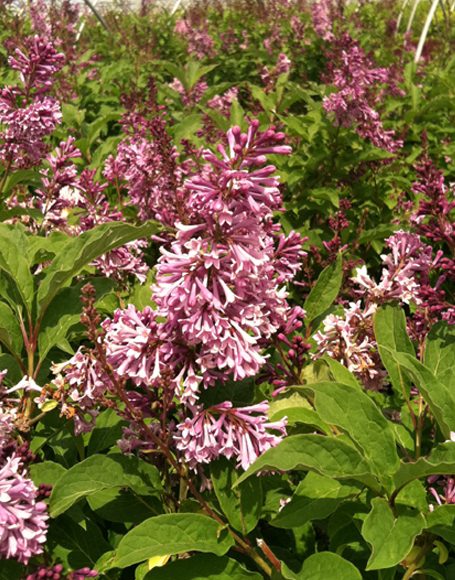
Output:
left=1, top=1, right=455, bottom=578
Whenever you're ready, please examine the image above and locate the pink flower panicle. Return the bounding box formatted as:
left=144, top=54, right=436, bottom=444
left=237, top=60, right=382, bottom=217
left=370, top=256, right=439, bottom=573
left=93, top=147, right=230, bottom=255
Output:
left=428, top=475, right=455, bottom=509
left=174, top=401, right=287, bottom=470
left=8, top=36, right=65, bottom=95
left=153, top=121, right=305, bottom=403
left=102, top=305, right=164, bottom=386
left=0, top=403, right=16, bottom=450
left=323, top=34, right=403, bottom=153
left=170, top=78, right=208, bottom=108
left=313, top=301, right=386, bottom=389
left=0, top=454, right=48, bottom=564
left=49, top=349, right=112, bottom=434
left=312, top=0, right=336, bottom=42
left=35, top=136, right=82, bottom=229
left=0, top=36, right=64, bottom=168
left=104, top=109, right=188, bottom=226
left=411, top=154, right=455, bottom=255
left=260, top=53, right=291, bottom=93
left=352, top=231, right=434, bottom=305
left=31, top=146, right=149, bottom=282
left=174, top=19, right=215, bottom=59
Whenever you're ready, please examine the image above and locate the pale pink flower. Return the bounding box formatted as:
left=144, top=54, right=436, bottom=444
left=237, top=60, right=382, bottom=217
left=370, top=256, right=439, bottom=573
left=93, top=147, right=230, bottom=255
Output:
left=0, top=454, right=48, bottom=564
left=174, top=401, right=287, bottom=470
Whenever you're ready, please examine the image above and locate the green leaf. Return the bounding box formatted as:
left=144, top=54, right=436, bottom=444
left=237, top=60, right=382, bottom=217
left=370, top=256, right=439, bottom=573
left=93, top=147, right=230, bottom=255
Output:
left=87, top=488, right=162, bottom=523
left=393, top=442, right=455, bottom=490
left=210, top=457, right=262, bottom=534
left=143, top=554, right=261, bottom=579
left=0, top=224, right=33, bottom=313
left=30, top=460, right=67, bottom=487
left=0, top=301, right=23, bottom=354
left=374, top=306, right=415, bottom=397
left=86, top=111, right=121, bottom=147
left=388, top=352, right=455, bottom=438
left=322, top=357, right=362, bottom=388
left=37, top=221, right=159, bottom=317
left=0, top=560, right=24, bottom=580
left=1, top=168, right=41, bottom=195
left=361, top=498, right=425, bottom=570
left=49, top=454, right=162, bottom=516
left=171, top=114, right=202, bottom=143
left=268, top=392, right=330, bottom=432
left=426, top=504, right=455, bottom=544
left=235, top=434, right=379, bottom=491
left=128, top=271, right=155, bottom=310
left=62, top=103, right=85, bottom=127
left=112, top=514, right=235, bottom=569
left=424, top=322, right=455, bottom=388
left=271, top=472, right=359, bottom=529
left=48, top=515, right=111, bottom=569
left=87, top=409, right=125, bottom=454
left=298, top=552, right=362, bottom=579
left=304, top=254, right=342, bottom=325
left=310, top=382, right=400, bottom=484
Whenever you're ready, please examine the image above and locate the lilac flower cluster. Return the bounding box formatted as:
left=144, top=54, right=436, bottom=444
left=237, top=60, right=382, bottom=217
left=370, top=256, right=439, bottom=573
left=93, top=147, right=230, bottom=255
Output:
left=104, top=104, right=190, bottom=226
left=27, top=137, right=149, bottom=282
left=352, top=231, right=435, bottom=306
left=175, top=401, right=287, bottom=471
left=0, top=36, right=64, bottom=169
left=170, top=78, right=208, bottom=108
left=174, top=19, right=215, bottom=59
left=323, top=34, right=403, bottom=153
left=0, top=454, right=48, bottom=564
left=428, top=475, right=455, bottom=510
left=314, top=301, right=385, bottom=389
left=50, top=349, right=112, bottom=434
left=153, top=122, right=305, bottom=404
left=311, top=0, right=336, bottom=42
left=313, top=230, right=451, bottom=387
left=58, top=121, right=304, bottom=469
left=260, top=53, right=292, bottom=93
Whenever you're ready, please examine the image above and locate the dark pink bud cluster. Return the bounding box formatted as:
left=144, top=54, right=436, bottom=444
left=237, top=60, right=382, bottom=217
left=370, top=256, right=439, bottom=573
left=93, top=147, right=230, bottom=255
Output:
left=170, top=78, right=208, bottom=108
left=411, top=154, right=455, bottom=250
left=26, top=564, right=98, bottom=580
left=323, top=34, right=403, bottom=153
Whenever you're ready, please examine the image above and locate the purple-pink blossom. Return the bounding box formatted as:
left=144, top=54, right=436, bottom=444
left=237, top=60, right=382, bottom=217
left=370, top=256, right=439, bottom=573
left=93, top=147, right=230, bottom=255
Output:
left=0, top=36, right=64, bottom=169
left=102, top=305, right=164, bottom=386
left=352, top=231, right=435, bottom=305
left=0, top=454, right=48, bottom=564
left=313, top=301, right=386, bottom=389
left=174, top=401, right=287, bottom=470
left=323, top=34, right=403, bottom=153
left=153, top=121, right=304, bottom=403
